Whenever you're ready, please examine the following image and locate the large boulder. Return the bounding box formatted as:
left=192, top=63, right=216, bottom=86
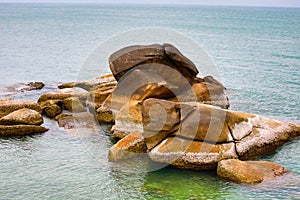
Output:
left=109, top=44, right=198, bottom=83
left=0, top=108, right=43, bottom=125
left=142, top=98, right=180, bottom=149
left=217, top=159, right=287, bottom=184
left=140, top=99, right=300, bottom=170
left=0, top=125, right=48, bottom=136
left=148, top=137, right=237, bottom=170
left=0, top=99, right=42, bottom=118
left=108, top=131, right=147, bottom=161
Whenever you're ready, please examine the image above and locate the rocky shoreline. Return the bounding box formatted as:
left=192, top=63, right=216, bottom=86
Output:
left=1, top=44, right=299, bottom=184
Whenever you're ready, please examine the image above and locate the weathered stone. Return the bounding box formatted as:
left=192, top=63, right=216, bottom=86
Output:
left=62, top=97, right=86, bottom=112
left=173, top=76, right=229, bottom=109
left=40, top=100, right=62, bottom=118
left=142, top=98, right=180, bottom=149
left=217, top=159, right=287, bottom=184
left=96, top=106, right=114, bottom=123
left=111, top=101, right=143, bottom=138
left=57, top=112, right=98, bottom=130
left=38, top=87, right=88, bottom=103
left=236, top=121, right=300, bottom=160
left=0, top=125, right=48, bottom=136
left=0, top=108, right=43, bottom=125
left=174, top=103, right=253, bottom=143
left=0, top=99, right=42, bottom=118
left=109, top=44, right=198, bottom=82
left=58, top=74, right=116, bottom=91
left=0, top=82, right=44, bottom=96
left=148, top=137, right=237, bottom=170
left=108, top=131, right=147, bottom=161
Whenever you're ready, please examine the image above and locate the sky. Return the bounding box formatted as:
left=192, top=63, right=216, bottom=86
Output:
left=1, top=0, right=300, bottom=7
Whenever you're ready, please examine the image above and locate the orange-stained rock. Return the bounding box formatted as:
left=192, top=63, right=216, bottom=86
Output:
left=62, top=97, right=86, bottom=112
left=0, top=125, right=48, bottom=136
left=142, top=98, right=180, bottom=149
left=108, top=131, right=147, bottom=161
left=0, top=108, right=43, bottom=125
left=0, top=99, right=42, bottom=118
left=217, top=159, right=288, bottom=184
left=148, top=137, right=237, bottom=170
left=172, top=76, right=229, bottom=109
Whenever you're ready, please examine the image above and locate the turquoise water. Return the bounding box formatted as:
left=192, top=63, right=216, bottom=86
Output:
left=0, top=3, right=299, bottom=199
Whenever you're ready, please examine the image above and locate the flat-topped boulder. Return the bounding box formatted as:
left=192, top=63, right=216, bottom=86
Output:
left=0, top=125, right=48, bottom=137
left=148, top=137, right=237, bottom=170
left=0, top=99, right=42, bottom=118
left=109, top=43, right=198, bottom=82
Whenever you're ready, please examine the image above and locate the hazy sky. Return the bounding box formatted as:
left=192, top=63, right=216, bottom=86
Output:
left=1, top=0, right=300, bottom=7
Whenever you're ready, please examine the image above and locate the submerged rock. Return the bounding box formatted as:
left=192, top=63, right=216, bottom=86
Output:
left=217, top=159, right=287, bottom=184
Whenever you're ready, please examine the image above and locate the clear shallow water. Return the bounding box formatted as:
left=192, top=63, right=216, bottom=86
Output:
left=0, top=3, right=299, bottom=199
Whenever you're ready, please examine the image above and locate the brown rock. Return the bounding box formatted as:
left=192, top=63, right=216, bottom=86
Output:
left=217, top=159, right=288, bottom=184
left=96, top=106, right=114, bottom=123
left=175, top=103, right=253, bottom=143
left=62, top=97, right=86, bottom=112
left=58, top=74, right=116, bottom=91
left=57, top=112, right=96, bottom=130
left=217, top=159, right=265, bottom=184
left=40, top=100, right=62, bottom=118
left=173, top=76, right=229, bottom=109
left=109, top=44, right=198, bottom=82
left=142, top=98, right=180, bottom=149
left=0, top=125, right=48, bottom=136
left=148, top=137, right=237, bottom=170
left=236, top=121, right=300, bottom=160
left=38, top=87, right=88, bottom=103
left=108, top=131, right=147, bottom=161
left=111, top=101, right=143, bottom=138
left=0, top=99, right=42, bottom=118
left=0, top=108, right=43, bottom=125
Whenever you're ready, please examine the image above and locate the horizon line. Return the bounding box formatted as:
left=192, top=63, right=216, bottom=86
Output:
left=0, top=2, right=300, bottom=8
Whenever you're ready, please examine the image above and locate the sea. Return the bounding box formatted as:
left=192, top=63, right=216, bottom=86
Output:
left=0, top=3, right=299, bottom=199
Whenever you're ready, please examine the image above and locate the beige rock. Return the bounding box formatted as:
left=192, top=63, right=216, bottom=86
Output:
left=0, top=125, right=48, bottom=136
left=108, top=131, right=147, bottom=161
left=142, top=98, right=180, bottom=149
left=0, top=99, right=42, bottom=118
left=148, top=137, right=237, bottom=170
left=0, top=108, right=43, bottom=125
left=217, top=159, right=287, bottom=184
left=62, top=97, right=86, bottom=112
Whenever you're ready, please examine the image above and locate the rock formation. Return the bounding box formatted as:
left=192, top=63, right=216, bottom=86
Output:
left=0, top=99, right=48, bottom=136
